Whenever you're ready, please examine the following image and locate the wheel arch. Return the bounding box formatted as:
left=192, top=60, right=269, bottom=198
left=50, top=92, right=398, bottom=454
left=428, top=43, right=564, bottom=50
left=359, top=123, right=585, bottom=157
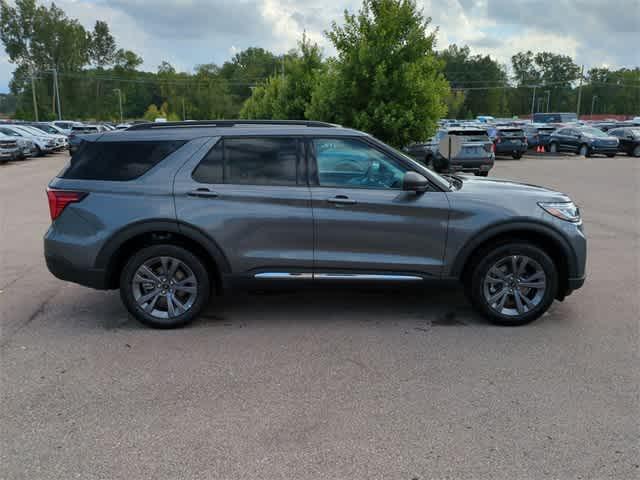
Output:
left=452, top=221, right=578, bottom=299
left=96, top=220, right=231, bottom=290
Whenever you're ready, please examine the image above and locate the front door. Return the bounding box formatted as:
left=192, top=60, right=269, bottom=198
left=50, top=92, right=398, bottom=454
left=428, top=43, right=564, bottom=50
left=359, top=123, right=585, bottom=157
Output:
left=174, top=136, right=314, bottom=276
left=308, top=137, right=450, bottom=279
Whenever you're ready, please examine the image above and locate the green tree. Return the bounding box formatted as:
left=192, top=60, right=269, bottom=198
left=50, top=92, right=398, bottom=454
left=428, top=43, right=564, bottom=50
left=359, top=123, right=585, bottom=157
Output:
left=89, top=20, right=116, bottom=67
left=241, top=34, right=325, bottom=119
left=307, top=0, right=449, bottom=147
left=114, top=49, right=143, bottom=70
left=220, top=47, right=280, bottom=103
left=439, top=44, right=508, bottom=117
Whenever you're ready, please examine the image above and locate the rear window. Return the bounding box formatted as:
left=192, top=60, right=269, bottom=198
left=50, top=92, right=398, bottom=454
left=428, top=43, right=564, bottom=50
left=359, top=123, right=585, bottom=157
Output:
left=71, top=126, right=98, bottom=133
left=499, top=129, right=525, bottom=137
left=62, top=140, right=186, bottom=181
left=447, top=130, right=489, bottom=142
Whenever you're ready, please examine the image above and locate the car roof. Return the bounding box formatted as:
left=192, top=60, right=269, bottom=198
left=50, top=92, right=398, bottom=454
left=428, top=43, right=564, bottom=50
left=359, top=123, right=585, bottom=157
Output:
left=87, top=125, right=367, bottom=142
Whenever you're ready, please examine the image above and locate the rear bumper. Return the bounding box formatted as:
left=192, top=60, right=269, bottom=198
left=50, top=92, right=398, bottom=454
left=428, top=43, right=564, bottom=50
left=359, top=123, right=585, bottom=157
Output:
left=495, top=144, right=528, bottom=154
left=45, top=254, right=109, bottom=290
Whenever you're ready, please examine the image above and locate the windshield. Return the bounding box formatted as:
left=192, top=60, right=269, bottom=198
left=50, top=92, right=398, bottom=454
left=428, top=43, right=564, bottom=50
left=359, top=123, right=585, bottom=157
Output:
left=630, top=128, right=640, bottom=138
left=0, top=128, right=21, bottom=137
left=580, top=127, right=608, bottom=138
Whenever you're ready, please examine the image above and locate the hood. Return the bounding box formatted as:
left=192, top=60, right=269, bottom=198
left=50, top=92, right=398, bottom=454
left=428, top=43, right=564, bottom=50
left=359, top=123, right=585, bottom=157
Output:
left=452, top=175, right=571, bottom=202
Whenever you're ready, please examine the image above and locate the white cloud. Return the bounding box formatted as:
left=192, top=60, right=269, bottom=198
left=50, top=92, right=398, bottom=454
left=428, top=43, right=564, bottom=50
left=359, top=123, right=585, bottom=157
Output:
left=0, top=0, right=637, bottom=92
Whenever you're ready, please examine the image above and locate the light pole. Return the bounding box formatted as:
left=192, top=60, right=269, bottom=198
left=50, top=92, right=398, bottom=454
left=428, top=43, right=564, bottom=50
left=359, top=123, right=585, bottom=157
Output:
left=544, top=90, right=551, bottom=112
left=591, top=95, right=598, bottom=116
left=113, top=88, right=123, bottom=123
left=530, top=85, right=537, bottom=118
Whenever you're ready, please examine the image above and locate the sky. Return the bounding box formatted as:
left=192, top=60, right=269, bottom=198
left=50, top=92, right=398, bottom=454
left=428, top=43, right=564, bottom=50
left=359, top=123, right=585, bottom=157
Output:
left=1, top=0, right=639, bottom=93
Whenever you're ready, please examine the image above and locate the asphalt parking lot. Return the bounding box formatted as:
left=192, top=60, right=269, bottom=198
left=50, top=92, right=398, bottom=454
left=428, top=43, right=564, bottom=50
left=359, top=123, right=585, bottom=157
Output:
left=1, top=152, right=638, bottom=479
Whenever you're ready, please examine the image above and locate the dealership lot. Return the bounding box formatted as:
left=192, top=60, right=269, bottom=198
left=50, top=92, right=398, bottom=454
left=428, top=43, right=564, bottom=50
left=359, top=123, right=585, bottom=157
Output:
left=1, top=153, right=638, bottom=479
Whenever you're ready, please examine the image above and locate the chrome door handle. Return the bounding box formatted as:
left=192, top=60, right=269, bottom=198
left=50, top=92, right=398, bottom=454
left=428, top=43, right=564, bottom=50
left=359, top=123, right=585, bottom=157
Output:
left=188, top=188, right=219, bottom=198
left=327, top=195, right=356, bottom=205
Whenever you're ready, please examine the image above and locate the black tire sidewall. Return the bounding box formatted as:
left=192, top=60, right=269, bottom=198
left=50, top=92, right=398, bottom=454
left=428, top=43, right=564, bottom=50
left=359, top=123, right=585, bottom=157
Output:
left=119, top=244, right=211, bottom=329
left=469, top=243, right=559, bottom=326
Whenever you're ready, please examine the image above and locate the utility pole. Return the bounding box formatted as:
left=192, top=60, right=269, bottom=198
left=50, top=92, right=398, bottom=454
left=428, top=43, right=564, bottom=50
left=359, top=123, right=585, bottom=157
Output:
left=53, top=67, right=62, bottom=120
left=545, top=90, right=551, bottom=112
left=30, top=67, right=39, bottom=121
left=576, top=65, right=584, bottom=119
left=113, top=88, right=123, bottom=123
left=591, top=95, right=598, bottom=116
left=530, top=85, right=537, bottom=118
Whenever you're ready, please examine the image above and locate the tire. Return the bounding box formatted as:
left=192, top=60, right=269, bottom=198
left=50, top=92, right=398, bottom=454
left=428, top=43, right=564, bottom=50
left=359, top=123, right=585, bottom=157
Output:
left=578, top=144, right=590, bottom=157
left=474, top=171, right=489, bottom=177
left=548, top=142, right=558, bottom=154
left=119, top=244, right=211, bottom=329
left=606, top=153, right=616, bottom=158
left=633, top=145, right=640, bottom=157
left=512, top=152, right=523, bottom=160
left=466, top=242, right=559, bottom=326
left=35, top=146, right=44, bottom=157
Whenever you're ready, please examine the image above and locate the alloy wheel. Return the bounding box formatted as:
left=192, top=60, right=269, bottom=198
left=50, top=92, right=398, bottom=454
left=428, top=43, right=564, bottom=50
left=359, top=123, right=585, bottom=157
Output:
left=483, top=255, right=547, bottom=317
left=131, top=256, right=198, bottom=319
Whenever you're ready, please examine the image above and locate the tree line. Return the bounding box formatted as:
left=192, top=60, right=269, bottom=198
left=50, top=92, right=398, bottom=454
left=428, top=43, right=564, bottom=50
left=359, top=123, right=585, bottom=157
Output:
left=1, top=0, right=639, bottom=146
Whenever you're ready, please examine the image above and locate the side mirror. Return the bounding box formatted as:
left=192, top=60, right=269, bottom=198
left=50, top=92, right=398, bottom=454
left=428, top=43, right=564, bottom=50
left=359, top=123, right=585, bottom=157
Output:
left=402, top=171, right=429, bottom=192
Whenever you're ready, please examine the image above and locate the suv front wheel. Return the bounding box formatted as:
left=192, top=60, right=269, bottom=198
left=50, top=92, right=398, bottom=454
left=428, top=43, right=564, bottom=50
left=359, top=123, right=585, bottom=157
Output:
left=468, top=243, right=558, bottom=326
left=120, top=244, right=211, bottom=328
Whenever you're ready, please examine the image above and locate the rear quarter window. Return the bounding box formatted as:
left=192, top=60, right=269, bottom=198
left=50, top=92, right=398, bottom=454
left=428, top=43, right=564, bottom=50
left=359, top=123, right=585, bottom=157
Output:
left=61, top=140, right=186, bottom=181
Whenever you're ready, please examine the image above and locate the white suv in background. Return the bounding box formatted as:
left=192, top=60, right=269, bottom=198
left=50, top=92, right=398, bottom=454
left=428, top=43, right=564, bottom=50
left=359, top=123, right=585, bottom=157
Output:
left=0, top=125, right=56, bottom=156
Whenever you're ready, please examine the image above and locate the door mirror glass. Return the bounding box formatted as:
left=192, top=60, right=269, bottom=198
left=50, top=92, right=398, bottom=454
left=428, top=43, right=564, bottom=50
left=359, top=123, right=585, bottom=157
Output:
left=402, top=172, right=429, bottom=192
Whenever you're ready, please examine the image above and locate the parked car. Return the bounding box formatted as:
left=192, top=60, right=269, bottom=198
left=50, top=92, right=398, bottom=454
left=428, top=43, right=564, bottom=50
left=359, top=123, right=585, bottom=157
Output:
left=0, top=133, right=21, bottom=163
left=51, top=121, right=83, bottom=135
left=486, top=126, right=528, bottom=159
left=44, top=120, right=586, bottom=328
left=21, top=124, right=68, bottom=151
left=0, top=125, right=55, bottom=156
left=547, top=126, right=619, bottom=157
left=533, top=112, right=578, bottom=124
left=523, top=124, right=557, bottom=151
left=406, top=128, right=494, bottom=176
left=607, top=127, right=640, bottom=157
left=68, top=125, right=104, bottom=155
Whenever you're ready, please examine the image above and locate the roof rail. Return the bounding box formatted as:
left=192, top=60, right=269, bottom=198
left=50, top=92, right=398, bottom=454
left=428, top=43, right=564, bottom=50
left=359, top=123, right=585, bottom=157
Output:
left=126, top=120, right=340, bottom=130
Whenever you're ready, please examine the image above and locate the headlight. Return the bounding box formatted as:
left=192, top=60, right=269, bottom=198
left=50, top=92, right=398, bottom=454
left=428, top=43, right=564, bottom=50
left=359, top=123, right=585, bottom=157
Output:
left=538, top=201, right=581, bottom=223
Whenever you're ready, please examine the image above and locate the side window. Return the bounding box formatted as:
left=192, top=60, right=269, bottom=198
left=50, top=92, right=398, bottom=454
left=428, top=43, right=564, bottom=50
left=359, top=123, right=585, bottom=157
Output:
left=192, top=140, right=223, bottom=184
left=313, top=138, right=406, bottom=189
left=62, top=140, right=186, bottom=181
left=225, top=137, right=298, bottom=186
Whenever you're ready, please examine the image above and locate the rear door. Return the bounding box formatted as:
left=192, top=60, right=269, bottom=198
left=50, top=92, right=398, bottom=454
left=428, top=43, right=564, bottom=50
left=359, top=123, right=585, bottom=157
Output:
left=308, top=137, right=449, bottom=279
left=174, top=136, right=314, bottom=276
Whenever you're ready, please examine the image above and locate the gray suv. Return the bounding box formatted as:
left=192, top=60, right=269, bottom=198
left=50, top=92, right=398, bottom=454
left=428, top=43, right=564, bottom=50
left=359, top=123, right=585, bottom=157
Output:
left=44, top=120, right=586, bottom=328
left=406, top=128, right=494, bottom=176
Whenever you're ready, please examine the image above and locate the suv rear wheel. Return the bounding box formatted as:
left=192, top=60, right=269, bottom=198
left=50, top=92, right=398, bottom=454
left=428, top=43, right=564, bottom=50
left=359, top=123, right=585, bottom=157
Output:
left=467, top=243, right=558, bottom=326
left=120, top=244, right=211, bottom=328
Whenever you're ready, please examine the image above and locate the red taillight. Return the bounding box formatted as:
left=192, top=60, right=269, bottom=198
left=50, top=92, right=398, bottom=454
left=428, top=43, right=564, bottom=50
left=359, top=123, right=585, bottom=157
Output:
left=495, top=137, right=501, bottom=144
left=491, top=143, right=496, bottom=153
left=47, top=189, right=87, bottom=221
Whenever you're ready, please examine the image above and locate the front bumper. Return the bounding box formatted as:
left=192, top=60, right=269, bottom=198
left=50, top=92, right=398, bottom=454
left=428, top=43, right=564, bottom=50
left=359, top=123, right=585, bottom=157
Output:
left=589, top=145, right=618, bottom=155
